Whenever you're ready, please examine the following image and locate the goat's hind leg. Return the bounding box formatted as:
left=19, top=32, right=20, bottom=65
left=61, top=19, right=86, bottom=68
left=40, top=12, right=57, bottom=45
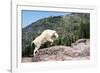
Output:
left=33, top=47, right=39, bottom=57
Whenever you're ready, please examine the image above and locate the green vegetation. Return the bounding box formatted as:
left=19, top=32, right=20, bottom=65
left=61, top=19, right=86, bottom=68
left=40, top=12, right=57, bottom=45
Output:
left=22, top=13, right=90, bottom=57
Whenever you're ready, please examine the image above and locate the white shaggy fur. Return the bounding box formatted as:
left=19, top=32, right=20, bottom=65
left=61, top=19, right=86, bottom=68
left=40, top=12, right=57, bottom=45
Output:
left=31, top=29, right=58, bottom=56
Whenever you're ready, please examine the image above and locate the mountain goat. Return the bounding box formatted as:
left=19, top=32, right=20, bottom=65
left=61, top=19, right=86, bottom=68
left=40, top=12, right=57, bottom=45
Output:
left=31, top=29, right=59, bottom=56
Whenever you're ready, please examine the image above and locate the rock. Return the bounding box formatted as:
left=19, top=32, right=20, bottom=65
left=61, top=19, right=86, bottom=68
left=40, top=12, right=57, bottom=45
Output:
left=22, top=57, right=33, bottom=62
left=22, top=39, right=90, bottom=62
left=71, top=39, right=90, bottom=57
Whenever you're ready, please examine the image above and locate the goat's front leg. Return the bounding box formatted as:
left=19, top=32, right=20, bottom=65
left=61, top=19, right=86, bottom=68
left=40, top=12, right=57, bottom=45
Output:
left=48, top=39, right=54, bottom=45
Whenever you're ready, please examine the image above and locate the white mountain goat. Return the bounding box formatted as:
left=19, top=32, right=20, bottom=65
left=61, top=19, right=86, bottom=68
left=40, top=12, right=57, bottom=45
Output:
left=31, top=29, right=59, bottom=56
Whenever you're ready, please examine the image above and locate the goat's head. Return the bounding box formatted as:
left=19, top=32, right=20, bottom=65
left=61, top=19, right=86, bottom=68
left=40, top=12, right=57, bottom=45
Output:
left=52, top=31, right=59, bottom=40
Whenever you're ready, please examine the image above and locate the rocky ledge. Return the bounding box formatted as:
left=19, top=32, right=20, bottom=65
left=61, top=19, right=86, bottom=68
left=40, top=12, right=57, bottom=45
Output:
left=22, top=39, right=90, bottom=62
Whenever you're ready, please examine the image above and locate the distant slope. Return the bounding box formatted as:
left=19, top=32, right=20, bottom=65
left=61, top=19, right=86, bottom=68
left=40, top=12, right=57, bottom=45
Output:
left=22, top=13, right=90, bottom=57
